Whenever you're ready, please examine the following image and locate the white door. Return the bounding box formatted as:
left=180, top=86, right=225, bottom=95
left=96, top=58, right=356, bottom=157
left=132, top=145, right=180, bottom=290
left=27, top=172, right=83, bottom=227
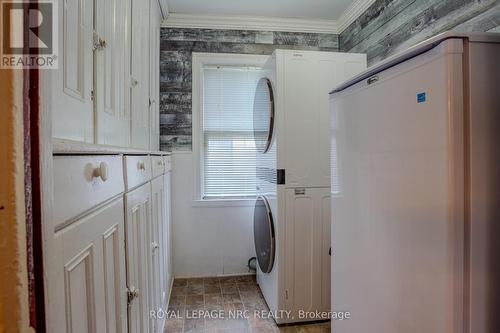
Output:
left=125, top=183, right=152, bottom=333
left=149, top=0, right=161, bottom=151
left=150, top=176, right=164, bottom=332
left=330, top=39, right=465, bottom=333
left=284, top=187, right=331, bottom=319
left=94, top=0, right=130, bottom=146
left=163, top=170, right=173, bottom=303
left=130, top=0, right=151, bottom=149
left=53, top=198, right=128, bottom=333
left=52, top=0, right=94, bottom=142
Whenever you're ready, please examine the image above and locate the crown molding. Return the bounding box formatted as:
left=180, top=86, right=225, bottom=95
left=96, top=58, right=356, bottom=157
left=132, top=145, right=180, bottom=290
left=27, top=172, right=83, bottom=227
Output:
left=160, top=0, right=377, bottom=35
left=162, top=13, right=339, bottom=34
left=337, top=0, right=377, bottom=33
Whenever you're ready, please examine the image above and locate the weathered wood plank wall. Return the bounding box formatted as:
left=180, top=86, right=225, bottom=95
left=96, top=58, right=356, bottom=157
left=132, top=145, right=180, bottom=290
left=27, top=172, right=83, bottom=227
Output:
left=340, top=0, right=500, bottom=64
left=159, top=28, right=339, bottom=151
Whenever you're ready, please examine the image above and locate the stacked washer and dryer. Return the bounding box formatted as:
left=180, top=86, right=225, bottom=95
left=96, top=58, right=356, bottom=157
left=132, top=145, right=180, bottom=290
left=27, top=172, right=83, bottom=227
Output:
left=252, top=49, right=366, bottom=324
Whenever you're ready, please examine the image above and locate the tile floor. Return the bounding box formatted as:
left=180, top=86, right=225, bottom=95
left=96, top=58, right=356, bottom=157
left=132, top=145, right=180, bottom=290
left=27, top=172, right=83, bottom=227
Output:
left=165, top=275, right=330, bottom=333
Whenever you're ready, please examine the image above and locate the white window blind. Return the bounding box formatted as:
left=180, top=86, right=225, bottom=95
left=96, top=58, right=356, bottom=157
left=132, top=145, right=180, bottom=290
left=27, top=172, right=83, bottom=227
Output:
left=202, top=66, right=262, bottom=199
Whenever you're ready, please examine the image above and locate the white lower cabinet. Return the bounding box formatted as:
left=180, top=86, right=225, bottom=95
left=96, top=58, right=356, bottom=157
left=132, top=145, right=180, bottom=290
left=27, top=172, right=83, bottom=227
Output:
left=49, top=154, right=172, bottom=333
left=125, top=154, right=172, bottom=333
left=125, top=182, right=152, bottom=333
left=284, top=187, right=331, bottom=317
left=53, top=198, right=128, bottom=333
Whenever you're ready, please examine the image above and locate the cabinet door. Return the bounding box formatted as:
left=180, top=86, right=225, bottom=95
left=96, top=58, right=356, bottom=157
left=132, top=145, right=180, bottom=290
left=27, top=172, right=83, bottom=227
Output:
left=94, top=0, right=130, bottom=146
left=52, top=198, right=128, bottom=333
left=281, top=52, right=319, bottom=187
left=284, top=187, right=331, bottom=317
left=130, top=0, right=151, bottom=149
left=52, top=0, right=94, bottom=142
left=282, top=52, right=366, bottom=188
left=149, top=0, right=161, bottom=151
left=163, top=171, right=173, bottom=301
left=150, top=177, right=165, bottom=332
left=125, top=183, right=152, bottom=333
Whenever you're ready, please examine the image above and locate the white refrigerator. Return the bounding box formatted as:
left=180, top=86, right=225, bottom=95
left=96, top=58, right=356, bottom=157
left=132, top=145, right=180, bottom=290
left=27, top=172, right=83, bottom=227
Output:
left=329, top=32, right=500, bottom=333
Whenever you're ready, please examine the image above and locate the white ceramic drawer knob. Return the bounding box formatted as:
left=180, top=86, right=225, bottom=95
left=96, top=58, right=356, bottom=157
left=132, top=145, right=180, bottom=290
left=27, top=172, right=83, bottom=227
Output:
left=138, top=162, right=146, bottom=170
left=93, top=162, right=109, bottom=181
left=157, top=160, right=164, bottom=166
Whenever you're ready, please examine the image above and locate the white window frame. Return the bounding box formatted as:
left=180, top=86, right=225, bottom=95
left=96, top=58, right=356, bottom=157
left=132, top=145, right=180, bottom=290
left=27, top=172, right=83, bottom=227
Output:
left=192, top=52, right=269, bottom=204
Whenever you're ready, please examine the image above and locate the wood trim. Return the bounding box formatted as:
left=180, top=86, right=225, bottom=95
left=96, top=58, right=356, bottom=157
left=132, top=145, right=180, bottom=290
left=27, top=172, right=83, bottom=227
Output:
left=24, top=0, right=46, bottom=329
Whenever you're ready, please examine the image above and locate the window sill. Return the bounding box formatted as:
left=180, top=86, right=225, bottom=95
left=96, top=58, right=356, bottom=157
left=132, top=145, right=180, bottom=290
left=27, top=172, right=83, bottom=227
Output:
left=191, top=198, right=256, bottom=208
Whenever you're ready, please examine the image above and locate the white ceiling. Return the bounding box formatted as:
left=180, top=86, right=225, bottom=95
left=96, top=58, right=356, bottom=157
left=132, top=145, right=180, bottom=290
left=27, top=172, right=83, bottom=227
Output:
left=166, top=0, right=354, bottom=20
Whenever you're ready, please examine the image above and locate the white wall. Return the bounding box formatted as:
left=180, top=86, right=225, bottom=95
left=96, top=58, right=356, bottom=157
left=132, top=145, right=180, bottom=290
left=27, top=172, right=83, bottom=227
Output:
left=171, top=152, right=256, bottom=278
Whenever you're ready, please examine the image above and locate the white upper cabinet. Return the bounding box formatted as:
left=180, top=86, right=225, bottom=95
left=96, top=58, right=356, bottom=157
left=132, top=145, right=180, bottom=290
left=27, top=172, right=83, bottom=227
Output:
left=94, top=0, right=130, bottom=147
left=52, top=0, right=94, bottom=142
left=52, top=0, right=161, bottom=151
left=130, top=0, right=152, bottom=149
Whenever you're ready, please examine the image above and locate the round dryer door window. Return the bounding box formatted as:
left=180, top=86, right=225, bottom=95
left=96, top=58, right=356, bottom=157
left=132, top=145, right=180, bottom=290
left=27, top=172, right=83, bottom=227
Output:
left=253, top=196, right=275, bottom=273
left=253, top=78, right=274, bottom=153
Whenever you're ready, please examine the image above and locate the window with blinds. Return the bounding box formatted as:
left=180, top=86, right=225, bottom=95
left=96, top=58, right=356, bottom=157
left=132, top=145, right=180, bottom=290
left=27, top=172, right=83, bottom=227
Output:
left=201, top=66, right=263, bottom=199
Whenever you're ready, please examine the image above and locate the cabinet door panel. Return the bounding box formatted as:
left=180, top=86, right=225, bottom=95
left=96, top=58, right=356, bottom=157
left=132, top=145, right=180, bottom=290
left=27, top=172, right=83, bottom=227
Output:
left=95, top=0, right=130, bottom=146
left=125, top=183, right=152, bottom=333
left=103, top=224, right=128, bottom=333
left=64, top=246, right=95, bottom=333
left=320, top=193, right=331, bottom=311
left=282, top=54, right=318, bottom=187
left=130, top=0, right=151, bottom=149
left=52, top=198, right=127, bottom=333
left=151, top=177, right=165, bottom=332
left=52, top=0, right=94, bottom=142
left=149, top=0, right=161, bottom=151
left=163, top=171, right=173, bottom=302
left=284, top=188, right=331, bottom=318
left=281, top=52, right=366, bottom=188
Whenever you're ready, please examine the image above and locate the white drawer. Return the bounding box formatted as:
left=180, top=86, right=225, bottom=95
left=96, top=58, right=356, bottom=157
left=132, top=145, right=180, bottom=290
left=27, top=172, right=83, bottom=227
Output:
left=151, top=155, right=165, bottom=178
left=53, top=155, right=124, bottom=229
left=164, top=155, right=171, bottom=172
left=124, top=155, right=152, bottom=190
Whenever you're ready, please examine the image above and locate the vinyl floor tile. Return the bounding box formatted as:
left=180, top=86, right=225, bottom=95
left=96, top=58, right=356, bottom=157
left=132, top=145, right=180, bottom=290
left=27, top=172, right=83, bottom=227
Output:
left=165, top=275, right=330, bottom=333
